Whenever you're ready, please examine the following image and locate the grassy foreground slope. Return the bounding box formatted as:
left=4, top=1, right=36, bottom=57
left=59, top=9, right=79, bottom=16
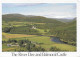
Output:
left=2, top=32, right=76, bottom=51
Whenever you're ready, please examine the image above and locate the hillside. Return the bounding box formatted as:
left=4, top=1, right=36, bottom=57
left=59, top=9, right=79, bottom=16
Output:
left=56, top=18, right=76, bottom=23
left=2, top=14, right=65, bottom=24
left=49, top=20, right=76, bottom=45
left=2, top=14, right=76, bottom=51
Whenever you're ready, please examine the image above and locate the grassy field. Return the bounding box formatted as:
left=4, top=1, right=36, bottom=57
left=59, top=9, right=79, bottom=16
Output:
left=2, top=32, right=76, bottom=52
left=2, top=32, right=36, bottom=41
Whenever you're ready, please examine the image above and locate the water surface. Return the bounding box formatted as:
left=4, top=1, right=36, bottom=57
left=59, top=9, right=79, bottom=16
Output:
left=51, top=37, right=65, bottom=44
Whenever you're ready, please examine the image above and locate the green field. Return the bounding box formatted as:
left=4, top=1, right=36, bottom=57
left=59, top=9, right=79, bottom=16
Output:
left=2, top=32, right=76, bottom=52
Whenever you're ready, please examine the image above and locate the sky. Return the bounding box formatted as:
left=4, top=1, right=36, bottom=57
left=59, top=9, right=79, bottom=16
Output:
left=2, top=3, right=76, bottom=18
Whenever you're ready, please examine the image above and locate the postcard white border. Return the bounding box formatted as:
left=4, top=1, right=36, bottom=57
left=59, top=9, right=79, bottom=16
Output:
left=0, top=0, right=80, bottom=57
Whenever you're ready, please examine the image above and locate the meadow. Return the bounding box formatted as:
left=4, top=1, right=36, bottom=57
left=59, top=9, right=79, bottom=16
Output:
left=2, top=32, right=76, bottom=51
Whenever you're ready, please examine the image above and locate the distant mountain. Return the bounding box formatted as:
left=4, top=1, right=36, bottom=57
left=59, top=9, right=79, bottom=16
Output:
left=56, top=19, right=75, bottom=23
left=2, top=14, right=64, bottom=25
left=3, top=14, right=26, bottom=17
left=49, top=17, right=76, bottom=23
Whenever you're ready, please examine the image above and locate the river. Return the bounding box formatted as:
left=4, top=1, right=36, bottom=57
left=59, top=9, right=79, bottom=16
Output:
left=51, top=37, right=65, bottom=44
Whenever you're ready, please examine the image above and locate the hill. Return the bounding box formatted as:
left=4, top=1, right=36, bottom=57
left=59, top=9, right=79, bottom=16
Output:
left=2, top=14, right=64, bottom=24
left=50, top=18, right=76, bottom=23
left=49, top=20, right=76, bottom=45
left=2, top=14, right=76, bottom=51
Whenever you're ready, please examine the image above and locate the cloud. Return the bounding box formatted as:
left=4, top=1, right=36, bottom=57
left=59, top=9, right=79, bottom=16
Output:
left=2, top=3, right=76, bottom=18
left=2, top=3, right=43, bottom=8
left=15, top=3, right=42, bottom=6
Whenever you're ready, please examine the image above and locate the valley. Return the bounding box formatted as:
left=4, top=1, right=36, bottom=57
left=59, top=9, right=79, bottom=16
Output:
left=2, top=14, right=76, bottom=52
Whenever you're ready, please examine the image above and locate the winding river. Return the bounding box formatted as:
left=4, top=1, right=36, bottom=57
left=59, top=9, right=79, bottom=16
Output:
left=51, top=37, right=65, bottom=44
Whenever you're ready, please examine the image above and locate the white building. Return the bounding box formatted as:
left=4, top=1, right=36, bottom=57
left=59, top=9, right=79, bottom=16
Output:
left=32, top=26, right=37, bottom=29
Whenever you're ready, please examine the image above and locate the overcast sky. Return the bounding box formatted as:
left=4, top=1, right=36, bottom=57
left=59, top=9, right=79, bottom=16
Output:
left=2, top=3, right=76, bottom=18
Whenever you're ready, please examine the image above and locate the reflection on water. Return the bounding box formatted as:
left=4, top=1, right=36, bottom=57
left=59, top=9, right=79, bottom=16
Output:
left=51, top=37, right=65, bottom=44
